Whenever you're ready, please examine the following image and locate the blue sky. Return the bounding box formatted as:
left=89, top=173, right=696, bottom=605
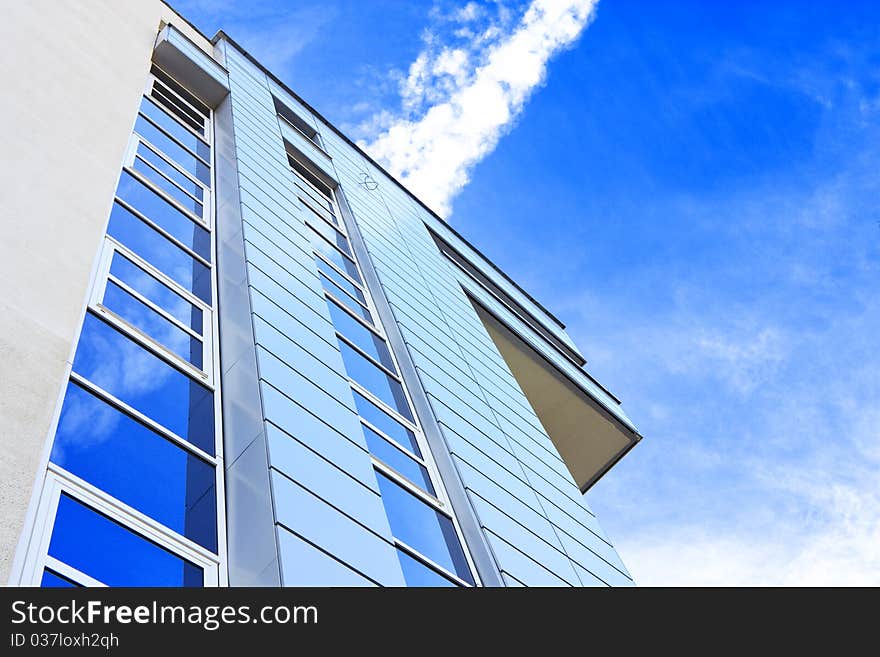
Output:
left=176, top=0, right=880, bottom=584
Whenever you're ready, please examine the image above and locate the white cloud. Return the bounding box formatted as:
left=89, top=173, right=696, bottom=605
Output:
left=360, top=0, right=600, bottom=216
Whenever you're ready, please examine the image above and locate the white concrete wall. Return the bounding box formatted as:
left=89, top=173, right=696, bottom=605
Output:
left=0, top=0, right=213, bottom=581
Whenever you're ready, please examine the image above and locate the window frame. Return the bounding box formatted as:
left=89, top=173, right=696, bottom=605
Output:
left=19, top=470, right=220, bottom=587
left=88, top=239, right=215, bottom=386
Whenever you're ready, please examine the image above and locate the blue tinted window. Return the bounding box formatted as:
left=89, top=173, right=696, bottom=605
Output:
left=139, top=96, right=210, bottom=162
left=352, top=390, right=420, bottom=455
left=116, top=171, right=210, bottom=260
left=132, top=157, right=203, bottom=217
left=134, top=115, right=210, bottom=185
left=319, top=273, right=372, bottom=324
left=152, top=87, right=205, bottom=135
left=48, top=494, right=204, bottom=587
left=40, top=570, right=80, bottom=588
left=136, top=143, right=203, bottom=198
left=51, top=382, right=216, bottom=550
left=73, top=313, right=214, bottom=453
left=109, top=252, right=203, bottom=334
left=102, top=281, right=203, bottom=369
left=308, top=227, right=360, bottom=280
left=306, top=216, right=351, bottom=256
left=363, top=424, right=434, bottom=495
left=327, top=299, right=394, bottom=370
left=376, top=472, right=473, bottom=584
left=299, top=193, right=338, bottom=226
left=339, top=341, right=412, bottom=422
left=316, top=259, right=366, bottom=304
left=397, top=549, right=457, bottom=587
left=108, top=202, right=212, bottom=304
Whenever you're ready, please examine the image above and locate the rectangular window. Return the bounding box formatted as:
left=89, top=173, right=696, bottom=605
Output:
left=352, top=390, right=421, bottom=456
left=109, top=251, right=203, bottom=334
left=131, top=154, right=204, bottom=218
left=375, top=472, right=474, bottom=585
left=316, top=259, right=366, bottom=305
left=396, top=548, right=458, bottom=587
left=327, top=298, right=394, bottom=370
left=306, top=214, right=352, bottom=256
left=362, top=424, right=434, bottom=495
left=338, top=340, right=411, bottom=421
left=47, top=494, right=204, bottom=587
left=116, top=171, right=210, bottom=257
left=50, top=382, right=217, bottom=550
left=308, top=227, right=360, bottom=280
left=100, top=280, right=203, bottom=369
left=288, top=154, right=333, bottom=200
left=134, top=115, right=210, bottom=185
left=139, top=96, right=210, bottom=162
left=108, top=202, right=212, bottom=304
left=135, top=141, right=204, bottom=200
left=151, top=65, right=210, bottom=117
left=72, top=313, right=214, bottom=454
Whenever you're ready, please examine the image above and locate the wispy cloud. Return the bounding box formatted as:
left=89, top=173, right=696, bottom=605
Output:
left=360, top=0, right=600, bottom=216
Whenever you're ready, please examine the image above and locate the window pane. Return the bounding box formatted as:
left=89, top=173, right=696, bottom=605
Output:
left=116, top=171, right=210, bottom=260
left=51, top=382, right=217, bottom=550
left=152, top=85, right=205, bottom=135
left=293, top=178, right=334, bottom=214
left=48, top=494, right=204, bottom=587
left=73, top=313, right=214, bottom=453
left=290, top=157, right=333, bottom=200
left=108, top=202, right=212, bottom=304
left=397, top=549, right=458, bottom=587
left=299, top=193, right=338, bottom=226
left=139, top=96, right=210, bottom=162
left=363, top=424, right=434, bottom=495
left=151, top=66, right=210, bottom=116
left=102, top=280, right=203, bottom=369
left=338, top=341, right=412, bottom=421
left=352, top=390, right=420, bottom=455
left=136, top=142, right=203, bottom=199
left=376, top=472, right=473, bottom=584
left=316, top=259, right=365, bottom=304
left=327, top=299, right=394, bottom=370
left=308, top=227, right=360, bottom=279
left=318, top=273, right=372, bottom=323
left=110, top=252, right=203, bottom=334
left=40, top=570, right=80, bottom=588
left=132, top=156, right=203, bottom=217
left=306, top=214, right=351, bottom=256
left=134, top=115, right=210, bottom=185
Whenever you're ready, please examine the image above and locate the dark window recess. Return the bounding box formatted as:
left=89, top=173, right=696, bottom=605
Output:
left=287, top=151, right=334, bottom=199
left=150, top=65, right=211, bottom=117
left=273, top=96, right=320, bottom=145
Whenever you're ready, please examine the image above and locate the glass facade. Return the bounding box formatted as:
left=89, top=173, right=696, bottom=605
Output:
left=36, top=66, right=222, bottom=587
left=286, top=150, right=477, bottom=587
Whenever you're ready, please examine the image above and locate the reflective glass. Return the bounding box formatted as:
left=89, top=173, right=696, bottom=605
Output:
left=316, top=259, right=366, bottom=304
left=299, top=193, right=338, bottom=226
left=134, top=115, right=210, bottom=185
left=152, top=86, right=205, bottom=135
left=116, top=171, right=210, bottom=260
left=327, top=299, right=394, bottom=370
left=306, top=214, right=351, bottom=256
left=338, top=340, right=412, bottom=421
left=51, top=382, right=217, bottom=550
left=48, top=494, right=204, bottom=587
left=352, top=390, right=419, bottom=455
left=308, top=226, right=360, bottom=279
left=397, top=549, right=457, bottom=587
left=290, top=157, right=333, bottom=199
left=40, top=570, right=80, bottom=588
left=293, top=178, right=334, bottom=214
left=139, top=96, right=210, bottom=162
left=319, top=273, right=372, bottom=324
left=363, top=424, right=434, bottom=495
left=375, top=472, right=473, bottom=584
left=109, top=252, right=203, bottom=334
left=132, top=156, right=203, bottom=217
left=108, top=202, right=212, bottom=304
left=136, top=142, right=203, bottom=198
left=73, top=313, right=214, bottom=453
left=101, top=281, right=203, bottom=369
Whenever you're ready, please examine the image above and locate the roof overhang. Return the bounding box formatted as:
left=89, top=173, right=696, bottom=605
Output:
left=475, top=305, right=641, bottom=492
left=152, top=23, right=229, bottom=108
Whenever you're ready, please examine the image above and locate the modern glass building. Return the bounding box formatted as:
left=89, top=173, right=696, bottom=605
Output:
left=0, top=1, right=642, bottom=587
